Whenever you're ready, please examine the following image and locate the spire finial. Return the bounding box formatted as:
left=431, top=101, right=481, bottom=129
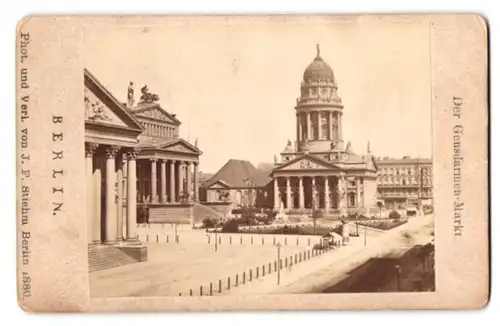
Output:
left=316, top=44, right=320, bottom=58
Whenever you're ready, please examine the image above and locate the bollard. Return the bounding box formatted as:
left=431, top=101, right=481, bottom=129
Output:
left=273, top=237, right=276, bottom=245
left=274, top=261, right=277, bottom=271
left=269, top=263, right=271, bottom=273
left=256, top=267, right=259, bottom=278
left=236, top=274, right=239, bottom=287
left=219, top=279, right=222, bottom=293
left=230, top=236, right=232, bottom=245
left=290, top=255, right=293, bottom=265
left=285, top=237, right=287, bottom=245
left=176, top=235, right=179, bottom=243
left=308, top=238, right=311, bottom=246
left=167, top=235, right=169, bottom=243
left=243, top=271, right=246, bottom=284
left=200, top=285, right=203, bottom=296
left=146, top=234, right=149, bottom=242
left=219, top=236, right=221, bottom=244
left=210, top=283, right=213, bottom=296
left=227, top=277, right=231, bottom=290
left=280, top=259, right=283, bottom=269
left=299, top=252, right=302, bottom=262
left=240, top=236, right=243, bottom=245
left=262, top=265, right=265, bottom=276
left=190, top=289, right=193, bottom=296
left=251, top=236, right=253, bottom=245
left=250, top=269, right=253, bottom=281
left=308, top=250, right=310, bottom=259
left=179, top=292, right=181, bottom=296
left=208, top=236, right=210, bottom=244
left=295, top=254, right=297, bottom=264
left=156, top=234, right=159, bottom=243
left=262, top=237, right=264, bottom=245
left=285, top=257, right=288, bottom=267
left=297, top=238, right=299, bottom=246
left=162, top=223, right=164, bottom=229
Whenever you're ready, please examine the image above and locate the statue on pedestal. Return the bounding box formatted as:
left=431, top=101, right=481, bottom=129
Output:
left=127, top=81, right=135, bottom=108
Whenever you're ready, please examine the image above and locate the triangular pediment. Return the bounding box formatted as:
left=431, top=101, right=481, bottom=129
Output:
left=159, top=138, right=202, bottom=155
left=274, top=154, right=338, bottom=171
left=84, top=69, right=143, bottom=131
left=134, top=106, right=180, bottom=124
left=208, top=180, right=230, bottom=189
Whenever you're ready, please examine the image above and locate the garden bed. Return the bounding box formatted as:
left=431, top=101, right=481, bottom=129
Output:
left=355, top=219, right=408, bottom=231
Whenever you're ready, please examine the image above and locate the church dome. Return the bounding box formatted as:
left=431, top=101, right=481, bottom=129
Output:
left=303, top=44, right=335, bottom=83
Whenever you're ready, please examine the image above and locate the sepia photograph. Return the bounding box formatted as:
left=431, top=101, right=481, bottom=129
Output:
left=83, top=21, right=435, bottom=297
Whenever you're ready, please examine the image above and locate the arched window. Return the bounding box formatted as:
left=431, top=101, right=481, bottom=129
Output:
left=320, top=112, right=328, bottom=140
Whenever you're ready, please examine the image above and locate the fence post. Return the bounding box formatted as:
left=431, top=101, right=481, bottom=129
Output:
left=274, top=261, right=277, bottom=271
left=280, top=259, right=283, bottom=269
left=200, top=285, right=203, bottom=296
left=210, top=283, right=213, bottom=296
left=273, top=237, right=276, bottom=245
left=227, top=277, right=231, bottom=290
left=295, top=254, right=297, bottom=264
left=285, top=237, right=287, bottom=245
left=219, top=279, right=222, bottom=293
left=166, top=235, right=169, bottom=243
left=236, top=274, right=239, bottom=287
left=243, top=271, right=246, bottom=284
left=146, top=234, right=149, bottom=242
left=296, top=238, right=299, bottom=246
left=230, top=236, right=232, bottom=245
left=262, top=237, right=264, bottom=245
left=179, top=292, right=181, bottom=296
left=269, top=263, right=271, bottom=273
left=250, top=269, right=253, bottom=281
left=176, top=235, right=179, bottom=243
left=156, top=234, right=159, bottom=243
left=262, top=265, right=265, bottom=276
left=285, top=257, right=288, bottom=267
left=190, top=289, right=193, bottom=296
left=290, top=255, right=293, bottom=265
left=208, top=236, right=210, bottom=244
left=256, top=266, right=259, bottom=279
left=240, top=236, right=243, bottom=244
left=251, top=236, right=253, bottom=245
left=308, top=238, right=311, bottom=246
left=219, top=236, right=221, bottom=244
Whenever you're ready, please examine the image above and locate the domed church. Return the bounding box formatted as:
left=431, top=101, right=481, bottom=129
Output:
left=270, top=45, right=379, bottom=218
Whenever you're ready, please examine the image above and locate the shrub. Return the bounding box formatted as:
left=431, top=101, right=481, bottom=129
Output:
left=221, top=219, right=240, bottom=233
left=202, top=218, right=215, bottom=228
left=389, top=210, right=402, bottom=220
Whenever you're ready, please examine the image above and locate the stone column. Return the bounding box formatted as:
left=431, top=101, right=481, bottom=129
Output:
left=339, top=112, right=343, bottom=142
left=311, top=176, right=316, bottom=208
left=169, top=160, right=176, bottom=203
left=285, top=177, right=291, bottom=209
left=116, top=154, right=125, bottom=241
left=92, top=154, right=102, bottom=243
left=160, top=159, right=167, bottom=203
left=298, top=113, right=303, bottom=142
left=298, top=176, right=305, bottom=209
left=126, top=149, right=139, bottom=241
left=193, top=162, right=199, bottom=201
left=306, top=112, right=311, bottom=140
left=104, top=146, right=120, bottom=244
left=85, top=143, right=98, bottom=243
left=329, top=112, right=333, bottom=140
left=273, top=177, right=279, bottom=210
left=186, top=162, right=192, bottom=200
left=324, top=176, right=330, bottom=212
left=356, top=177, right=361, bottom=208
left=317, top=111, right=321, bottom=140
left=150, top=158, right=158, bottom=203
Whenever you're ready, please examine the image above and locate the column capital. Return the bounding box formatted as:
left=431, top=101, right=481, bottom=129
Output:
left=85, top=142, right=99, bottom=157
left=104, top=145, right=121, bottom=159
left=193, top=161, right=199, bottom=166
left=184, top=161, right=191, bottom=166
left=150, top=157, right=158, bottom=163
left=126, top=148, right=140, bottom=160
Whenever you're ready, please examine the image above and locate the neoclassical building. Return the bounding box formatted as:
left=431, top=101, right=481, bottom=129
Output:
left=270, top=45, right=379, bottom=218
left=84, top=69, right=202, bottom=267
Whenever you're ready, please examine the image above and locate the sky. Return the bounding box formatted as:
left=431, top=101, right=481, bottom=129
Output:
left=84, top=19, right=432, bottom=173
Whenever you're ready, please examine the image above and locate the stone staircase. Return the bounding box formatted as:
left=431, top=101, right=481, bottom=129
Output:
left=88, top=244, right=139, bottom=272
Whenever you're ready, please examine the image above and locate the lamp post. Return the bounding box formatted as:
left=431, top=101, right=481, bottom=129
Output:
left=276, top=242, right=282, bottom=285
left=214, top=227, right=218, bottom=252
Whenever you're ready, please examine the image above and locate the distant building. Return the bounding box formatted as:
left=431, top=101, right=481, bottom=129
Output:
left=269, top=45, right=379, bottom=218
left=200, top=159, right=272, bottom=211
left=375, top=157, right=433, bottom=210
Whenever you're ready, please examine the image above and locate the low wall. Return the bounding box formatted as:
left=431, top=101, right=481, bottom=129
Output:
left=146, top=204, right=194, bottom=224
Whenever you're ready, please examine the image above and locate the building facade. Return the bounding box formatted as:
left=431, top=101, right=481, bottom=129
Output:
left=84, top=69, right=202, bottom=257
left=375, top=157, right=433, bottom=210
left=270, top=45, right=379, bottom=218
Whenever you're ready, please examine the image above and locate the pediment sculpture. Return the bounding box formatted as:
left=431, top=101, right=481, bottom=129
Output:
left=84, top=89, right=111, bottom=122
left=140, top=84, right=160, bottom=103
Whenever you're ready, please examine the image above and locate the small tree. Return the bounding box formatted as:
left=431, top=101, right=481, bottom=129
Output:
left=389, top=210, right=402, bottom=220
left=311, top=209, right=324, bottom=235
left=202, top=217, right=215, bottom=229
left=377, top=201, right=384, bottom=218
left=221, top=219, right=239, bottom=233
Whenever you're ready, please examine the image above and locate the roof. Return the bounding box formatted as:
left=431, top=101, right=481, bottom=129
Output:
left=376, top=157, right=432, bottom=165
left=131, top=102, right=181, bottom=125
left=202, top=159, right=271, bottom=188
left=303, top=44, right=335, bottom=83
left=84, top=68, right=144, bottom=132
